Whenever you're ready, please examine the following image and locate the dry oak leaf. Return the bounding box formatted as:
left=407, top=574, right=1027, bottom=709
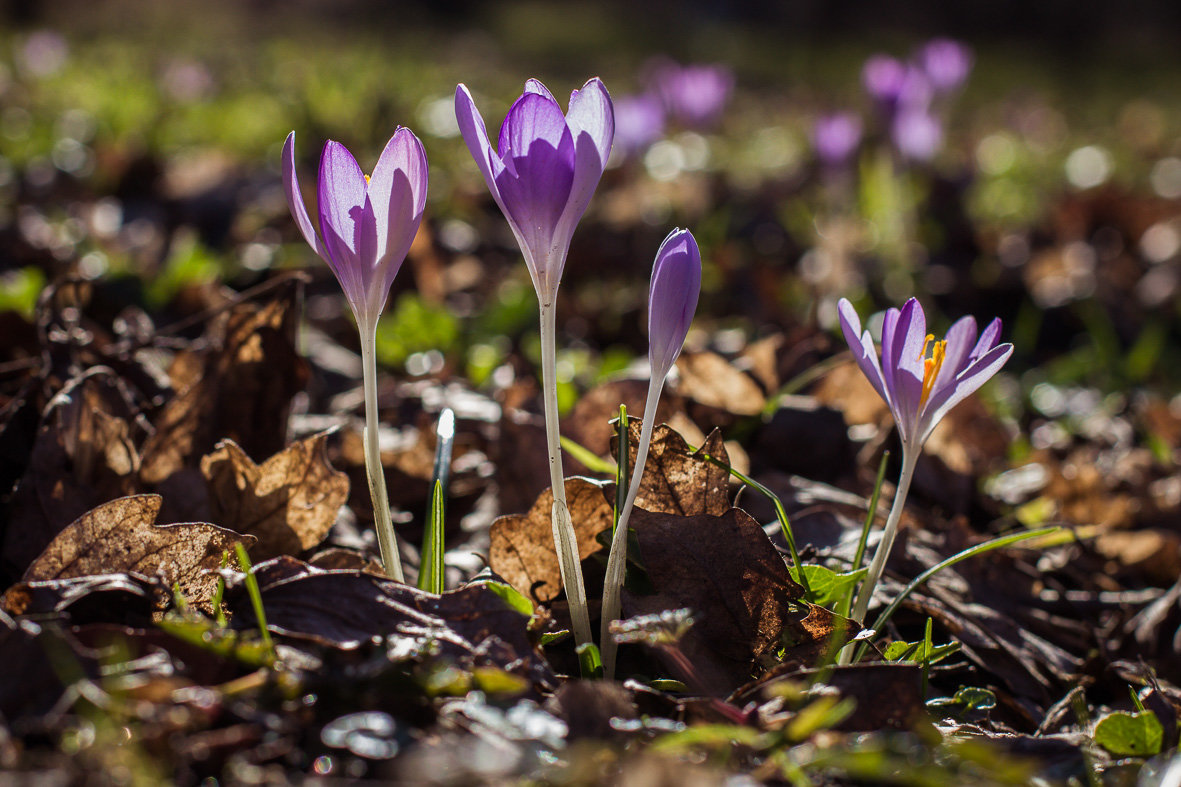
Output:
left=22, top=494, right=254, bottom=611
left=489, top=477, right=614, bottom=604
left=201, top=431, right=348, bottom=560
left=612, top=422, right=731, bottom=517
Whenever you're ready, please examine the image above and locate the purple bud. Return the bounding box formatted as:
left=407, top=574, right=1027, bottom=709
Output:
left=892, top=108, right=943, bottom=161
left=648, top=228, right=702, bottom=376
left=455, top=78, right=614, bottom=302
left=613, top=94, right=666, bottom=155
left=282, top=129, right=428, bottom=326
left=812, top=112, right=862, bottom=167
left=917, top=38, right=973, bottom=94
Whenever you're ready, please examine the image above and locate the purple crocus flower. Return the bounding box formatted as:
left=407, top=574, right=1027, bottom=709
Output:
left=837, top=297, right=1013, bottom=450
left=862, top=55, right=908, bottom=106
left=891, top=108, right=943, bottom=161
left=649, top=60, right=734, bottom=130
left=282, top=129, right=428, bottom=328
left=917, top=38, right=973, bottom=95
left=812, top=112, right=863, bottom=168
left=648, top=228, right=702, bottom=377
left=454, top=78, right=614, bottom=304
left=613, top=93, right=666, bottom=155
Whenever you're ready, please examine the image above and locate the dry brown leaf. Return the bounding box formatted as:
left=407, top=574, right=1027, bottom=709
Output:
left=201, top=432, right=348, bottom=560
left=22, top=494, right=254, bottom=610
left=613, top=422, right=730, bottom=516
left=565, top=379, right=684, bottom=458
left=675, top=351, right=766, bottom=416
left=488, top=478, right=614, bottom=603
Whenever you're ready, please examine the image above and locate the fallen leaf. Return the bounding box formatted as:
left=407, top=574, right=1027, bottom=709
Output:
left=612, top=423, right=730, bottom=516
left=201, top=431, right=348, bottom=559
left=489, top=477, right=614, bottom=603
left=622, top=507, right=855, bottom=694
left=22, top=494, right=254, bottom=611
left=565, top=379, right=684, bottom=458
left=2, top=368, right=142, bottom=577
left=674, top=351, right=766, bottom=416
left=140, top=277, right=308, bottom=484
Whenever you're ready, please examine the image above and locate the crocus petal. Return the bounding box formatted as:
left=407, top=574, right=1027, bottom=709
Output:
left=879, top=306, right=901, bottom=395
left=454, top=84, right=507, bottom=206
left=971, top=317, right=1002, bottom=360
left=887, top=299, right=927, bottom=441
left=648, top=228, right=701, bottom=377
left=281, top=132, right=328, bottom=260
left=493, top=92, right=576, bottom=295
left=367, top=127, right=428, bottom=305
left=837, top=298, right=890, bottom=405
left=918, top=342, right=1013, bottom=443
left=524, top=78, right=557, bottom=102
left=317, top=141, right=370, bottom=310
left=925, top=314, right=976, bottom=402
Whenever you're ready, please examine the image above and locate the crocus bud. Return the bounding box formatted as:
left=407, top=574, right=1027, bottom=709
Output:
left=648, top=228, right=702, bottom=378
left=283, top=129, right=428, bottom=328
left=862, top=55, right=907, bottom=106
left=455, top=78, right=614, bottom=304
left=891, top=107, right=943, bottom=161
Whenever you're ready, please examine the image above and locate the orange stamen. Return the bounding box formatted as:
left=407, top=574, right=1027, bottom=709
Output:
left=919, top=339, right=947, bottom=407
left=364, top=174, right=371, bottom=183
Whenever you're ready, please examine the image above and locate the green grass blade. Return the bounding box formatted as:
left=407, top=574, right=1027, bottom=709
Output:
left=234, top=543, right=274, bottom=659
left=613, top=404, right=628, bottom=533
left=560, top=435, right=617, bottom=476
left=419, top=408, right=454, bottom=594
left=853, top=526, right=1062, bottom=661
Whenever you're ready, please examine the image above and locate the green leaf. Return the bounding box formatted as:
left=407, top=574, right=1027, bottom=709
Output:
left=800, top=565, right=866, bottom=610
left=928, top=686, right=997, bottom=712
left=479, top=580, right=533, bottom=617
left=1093, top=711, right=1164, bottom=757
left=559, top=435, right=617, bottom=476
left=418, top=480, right=445, bottom=594
left=882, top=637, right=961, bottom=665
left=576, top=642, right=603, bottom=679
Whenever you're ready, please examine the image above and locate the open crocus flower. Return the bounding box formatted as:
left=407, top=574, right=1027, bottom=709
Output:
left=837, top=296, right=1013, bottom=635
left=454, top=78, right=613, bottom=305
left=282, top=129, right=428, bottom=330
left=838, top=297, right=1012, bottom=450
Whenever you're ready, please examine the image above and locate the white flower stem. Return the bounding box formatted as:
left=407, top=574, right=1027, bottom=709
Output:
left=601, top=373, right=664, bottom=679
left=359, top=323, right=404, bottom=582
left=538, top=301, right=592, bottom=647
left=840, top=446, right=919, bottom=664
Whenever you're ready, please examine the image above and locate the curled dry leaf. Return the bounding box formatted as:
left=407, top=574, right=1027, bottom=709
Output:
left=489, top=477, right=614, bottom=603
left=139, top=277, right=308, bottom=484
left=622, top=506, right=857, bottom=695
left=2, top=367, right=142, bottom=578
left=201, top=431, right=348, bottom=560
left=612, top=423, right=731, bottom=516
left=21, top=494, right=254, bottom=611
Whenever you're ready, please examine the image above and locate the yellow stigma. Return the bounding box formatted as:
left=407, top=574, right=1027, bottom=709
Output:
left=364, top=174, right=371, bottom=183
left=919, top=336, right=947, bottom=407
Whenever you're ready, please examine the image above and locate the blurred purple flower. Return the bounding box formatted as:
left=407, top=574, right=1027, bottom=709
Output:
left=917, top=38, right=973, bottom=94
left=282, top=129, right=428, bottom=327
left=18, top=30, right=68, bottom=77
left=162, top=59, right=215, bottom=103
left=891, top=107, right=943, bottom=161
left=861, top=55, right=907, bottom=106
left=649, top=60, right=734, bottom=129
left=812, top=112, right=862, bottom=167
left=613, top=94, right=666, bottom=155
left=455, top=78, right=614, bottom=303
left=837, top=297, right=1012, bottom=449
left=648, top=228, right=701, bottom=376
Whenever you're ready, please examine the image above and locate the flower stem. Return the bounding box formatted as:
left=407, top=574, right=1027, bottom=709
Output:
left=601, top=374, right=663, bottom=679
left=840, top=446, right=918, bottom=663
left=359, top=323, right=404, bottom=582
left=538, top=301, right=592, bottom=646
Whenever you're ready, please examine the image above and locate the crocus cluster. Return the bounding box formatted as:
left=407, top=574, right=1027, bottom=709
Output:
left=861, top=38, right=972, bottom=162
left=610, top=58, right=734, bottom=158
left=836, top=297, right=1011, bottom=641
